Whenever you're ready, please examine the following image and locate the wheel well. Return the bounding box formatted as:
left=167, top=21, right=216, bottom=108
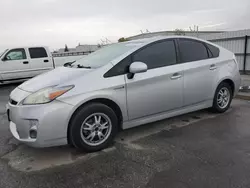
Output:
left=67, top=98, right=123, bottom=144
left=221, top=79, right=235, bottom=95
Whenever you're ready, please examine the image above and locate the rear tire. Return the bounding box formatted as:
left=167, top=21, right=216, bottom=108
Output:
left=69, top=103, right=118, bottom=152
left=211, top=82, right=233, bottom=113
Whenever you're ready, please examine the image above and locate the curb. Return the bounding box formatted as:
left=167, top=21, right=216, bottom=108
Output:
left=235, top=93, right=250, bottom=100
left=236, top=86, right=250, bottom=100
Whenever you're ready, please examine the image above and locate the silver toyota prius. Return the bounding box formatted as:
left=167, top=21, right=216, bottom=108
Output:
left=7, top=36, right=241, bottom=152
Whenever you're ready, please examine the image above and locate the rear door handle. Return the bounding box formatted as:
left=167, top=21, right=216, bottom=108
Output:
left=44, top=60, right=49, bottom=63
left=23, top=61, right=29, bottom=64
left=171, top=73, right=182, bottom=80
left=210, top=64, right=217, bottom=70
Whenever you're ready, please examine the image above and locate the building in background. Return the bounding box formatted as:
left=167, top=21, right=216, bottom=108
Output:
left=53, top=44, right=100, bottom=57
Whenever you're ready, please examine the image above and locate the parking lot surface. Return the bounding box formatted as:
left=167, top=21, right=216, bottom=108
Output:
left=1, top=83, right=250, bottom=188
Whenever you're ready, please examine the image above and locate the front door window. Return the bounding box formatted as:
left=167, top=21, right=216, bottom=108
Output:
left=5, top=49, right=26, bottom=60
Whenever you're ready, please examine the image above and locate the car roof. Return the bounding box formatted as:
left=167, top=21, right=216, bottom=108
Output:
left=125, top=35, right=211, bottom=46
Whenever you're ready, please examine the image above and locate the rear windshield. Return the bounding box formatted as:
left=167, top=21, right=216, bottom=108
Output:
left=73, top=43, right=139, bottom=68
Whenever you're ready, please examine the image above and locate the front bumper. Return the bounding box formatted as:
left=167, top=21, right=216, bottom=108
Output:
left=7, top=100, right=74, bottom=148
left=10, top=121, right=36, bottom=143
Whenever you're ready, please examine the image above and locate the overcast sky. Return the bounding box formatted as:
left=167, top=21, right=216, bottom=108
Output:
left=0, top=0, right=249, bottom=51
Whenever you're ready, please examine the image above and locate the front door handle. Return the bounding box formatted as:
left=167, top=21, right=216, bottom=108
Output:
left=23, top=61, right=29, bottom=64
left=171, top=73, right=182, bottom=80
left=44, top=60, right=49, bottom=63
left=210, top=64, right=217, bottom=70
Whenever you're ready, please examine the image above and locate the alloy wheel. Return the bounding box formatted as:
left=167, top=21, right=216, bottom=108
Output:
left=80, top=113, right=112, bottom=146
left=217, top=87, right=230, bottom=109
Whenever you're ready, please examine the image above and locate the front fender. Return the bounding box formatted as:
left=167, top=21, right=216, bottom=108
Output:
left=59, top=88, right=128, bottom=131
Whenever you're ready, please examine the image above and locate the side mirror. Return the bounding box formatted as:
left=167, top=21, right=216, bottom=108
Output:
left=127, top=62, right=148, bottom=79
left=129, top=62, right=147, bottom=74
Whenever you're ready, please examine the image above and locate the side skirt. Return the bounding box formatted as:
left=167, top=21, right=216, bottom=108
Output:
left=122, top=100, right=213, bottom=130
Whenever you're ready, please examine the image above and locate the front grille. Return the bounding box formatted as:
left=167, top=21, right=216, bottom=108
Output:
left=9, top=98, right=18, bottom=105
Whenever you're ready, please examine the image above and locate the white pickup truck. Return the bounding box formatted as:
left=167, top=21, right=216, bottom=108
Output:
left=0, top=46, right=85, bottom=84
left=0, top=47, right=55, bottom=83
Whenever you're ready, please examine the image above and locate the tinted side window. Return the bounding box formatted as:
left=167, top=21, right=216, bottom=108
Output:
left=5, top=48, right=26, bottom=60
left=206, top=43, right=220, bottom=57
left=179, top=39, right=208, bottom=63
left=132, top=40, right=176, bottom=69
left=207, top=47, right=213, bottom=58
left=29, top=47, right=48, bottom=58
left=104, top=56, right=131, bottom=77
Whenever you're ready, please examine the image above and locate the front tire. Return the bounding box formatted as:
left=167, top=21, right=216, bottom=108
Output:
left=69, top=103, right=118, bottom=152
left=211, top=82, right=233, bottom=113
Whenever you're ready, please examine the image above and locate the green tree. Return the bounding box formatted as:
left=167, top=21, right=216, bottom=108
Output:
left=174, top=29, right=185, bottom=36
left=64, top=44, right=69, bottom=52
left=118, top=37, right=129, bottom=42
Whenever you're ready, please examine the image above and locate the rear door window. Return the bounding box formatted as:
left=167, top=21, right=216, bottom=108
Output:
left=179, top=39, right=209, bottom=63
left=29, top=47, right=48, bottom=59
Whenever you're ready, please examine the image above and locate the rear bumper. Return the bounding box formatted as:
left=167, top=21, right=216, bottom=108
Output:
left=7, top=100, right=74, bottom=148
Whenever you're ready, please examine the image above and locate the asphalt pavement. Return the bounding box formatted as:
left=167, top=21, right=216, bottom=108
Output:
left=1, top=83, right=250, bottom=188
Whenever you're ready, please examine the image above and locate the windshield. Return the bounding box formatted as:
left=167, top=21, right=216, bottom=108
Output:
left=0, top=49, right=8, bottom=58
left=73, top=43, right=138, bottom=68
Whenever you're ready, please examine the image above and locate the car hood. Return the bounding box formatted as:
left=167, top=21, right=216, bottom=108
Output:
left=18, top=67, right=92, bottom=92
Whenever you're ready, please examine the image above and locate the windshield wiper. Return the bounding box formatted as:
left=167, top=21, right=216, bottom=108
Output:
left=64, top=60, right=76, bottom=67
left=77, top=64, right=91, bottom=69
left=64, top=61, right=91, bottom=69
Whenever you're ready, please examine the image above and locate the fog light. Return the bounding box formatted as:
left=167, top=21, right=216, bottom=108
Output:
left=29, top=119, right=38, bottom=139
left=29, top=129, right=37, bottom=139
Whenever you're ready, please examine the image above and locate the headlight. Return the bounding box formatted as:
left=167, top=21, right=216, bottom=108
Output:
left=22, top=85, right=74, bottom=105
